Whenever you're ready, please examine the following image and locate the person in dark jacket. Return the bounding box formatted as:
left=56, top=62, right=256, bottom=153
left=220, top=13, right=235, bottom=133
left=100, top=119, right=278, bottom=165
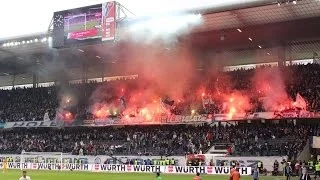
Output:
left=285, top=163, right=292, bottom=180
left=252, top=168, right=259, bottom=180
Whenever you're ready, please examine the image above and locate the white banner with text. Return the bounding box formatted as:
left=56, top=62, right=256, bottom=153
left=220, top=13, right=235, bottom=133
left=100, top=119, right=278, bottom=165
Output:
left=0, top=163, right=252, bottom=175
left=211, top=156, right=286, bottom=172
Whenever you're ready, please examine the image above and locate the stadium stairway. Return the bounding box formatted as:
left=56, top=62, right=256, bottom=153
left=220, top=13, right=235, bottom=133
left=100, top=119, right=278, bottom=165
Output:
left=296, top=139, right=310, bottom=161
left=205, top=143, right=229, bottom=156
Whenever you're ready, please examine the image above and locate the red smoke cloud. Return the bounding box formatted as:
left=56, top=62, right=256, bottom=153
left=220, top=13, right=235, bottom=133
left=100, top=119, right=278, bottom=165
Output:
left=89, top=39, right=199, bottom=120
left=88, top=40, right=302, bottom=122
left=252, top=67, right=293, bottom=111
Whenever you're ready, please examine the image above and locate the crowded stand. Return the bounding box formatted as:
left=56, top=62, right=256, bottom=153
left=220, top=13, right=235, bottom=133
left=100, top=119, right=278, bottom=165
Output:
left=1, top=64, right=320, bottom=123
left=0, top=87, right=58, bottom=122
left=0, top=125, right=211, bottom=156
left=0, top=64, right=319, bottom=164
left=0, top=121, right=317, bottom=159
left=231, top=122, right=311, bottom=159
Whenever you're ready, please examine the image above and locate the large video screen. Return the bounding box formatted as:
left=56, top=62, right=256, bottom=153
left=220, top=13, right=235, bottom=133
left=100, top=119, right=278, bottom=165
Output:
left=64, top=4, right=102, bottom=40
left=53, top=2, right=116, bottom=48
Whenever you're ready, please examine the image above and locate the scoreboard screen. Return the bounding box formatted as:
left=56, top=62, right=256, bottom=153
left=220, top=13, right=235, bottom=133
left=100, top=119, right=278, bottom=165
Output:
left=64, top=4, right=102, bottom=40
left=52, top=2, right=116, bottom=48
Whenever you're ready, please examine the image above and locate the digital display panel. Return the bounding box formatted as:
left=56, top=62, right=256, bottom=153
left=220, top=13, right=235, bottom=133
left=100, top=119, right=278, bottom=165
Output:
left=53, top=2, right=116, bottom=48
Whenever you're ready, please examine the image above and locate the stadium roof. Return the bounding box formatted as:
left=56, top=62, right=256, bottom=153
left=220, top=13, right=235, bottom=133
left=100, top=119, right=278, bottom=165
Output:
left=198, top=0, right=320, bottom=31
left=0, top=0, right=274, bottom=40
left=0, top=0, right=320, bottom=86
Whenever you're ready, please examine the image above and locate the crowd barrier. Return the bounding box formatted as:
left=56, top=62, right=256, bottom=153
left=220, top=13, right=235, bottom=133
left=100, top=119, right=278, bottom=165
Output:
left=0, top=163, right=252, bottom=175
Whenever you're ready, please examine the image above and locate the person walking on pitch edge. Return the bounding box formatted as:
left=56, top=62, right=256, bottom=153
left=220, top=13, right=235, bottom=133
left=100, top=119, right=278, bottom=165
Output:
left=193, top=172, right=201, bottom=180
left=252, top=168, right=259, bottom=180
left=230, top=168, right=240, bottom=180
left=156, top=172, right=162, bottom=180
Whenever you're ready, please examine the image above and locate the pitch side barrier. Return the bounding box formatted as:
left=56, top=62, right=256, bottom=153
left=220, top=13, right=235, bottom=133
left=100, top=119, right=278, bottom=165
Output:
left=1, top=163, right=252, bottom=175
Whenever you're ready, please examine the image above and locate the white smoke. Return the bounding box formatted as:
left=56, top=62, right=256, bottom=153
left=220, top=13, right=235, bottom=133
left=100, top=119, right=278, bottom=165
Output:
left=125, top=13, right=203, bottom=42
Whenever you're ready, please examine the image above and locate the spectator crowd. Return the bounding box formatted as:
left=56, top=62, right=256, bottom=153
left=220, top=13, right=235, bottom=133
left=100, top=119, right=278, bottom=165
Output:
left=0, top=64, right=320, bottom=123
left=0, top=63, right=320, bottom=159
left=0, top=124, right=211, bottom=156
left=0, top=121, right=318, bottom=158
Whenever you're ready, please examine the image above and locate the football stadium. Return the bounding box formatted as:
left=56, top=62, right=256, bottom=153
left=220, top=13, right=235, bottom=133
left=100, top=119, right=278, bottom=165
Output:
left=1, top=0, right=320, bottom=180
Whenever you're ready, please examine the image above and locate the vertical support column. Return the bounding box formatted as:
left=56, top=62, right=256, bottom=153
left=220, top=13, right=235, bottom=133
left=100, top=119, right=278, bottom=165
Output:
left=215, top=51, right=225, bottom=69
left=287, top=45, right=292, bottom=66
left=101, top=63, right=105, bottom=82
left=81, top=59, right=88, bottom=84
left=33, top=60, right=40, bottom=88
left=12, top=58, right=17, bottom=88
left=81, top=62, right=85, bottom=84
left=201, top=50, right=215, bottom=73
left=32, top=73, right=37, bottom=88
left=277, top=46, right=286, bottom=67
left=12, top=73, right=16, bottom=88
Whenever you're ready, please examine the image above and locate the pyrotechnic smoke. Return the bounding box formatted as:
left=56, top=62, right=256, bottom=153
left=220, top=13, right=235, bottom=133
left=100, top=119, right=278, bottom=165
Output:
left=37, top=50, right=81, bottom=121
left=89, top=35, right=199, bottom=118
left=124, top=13, right=203, bottom=43
left=222, top=91, right=251, bottom=113
left=252, top=67, right=292, bottom=111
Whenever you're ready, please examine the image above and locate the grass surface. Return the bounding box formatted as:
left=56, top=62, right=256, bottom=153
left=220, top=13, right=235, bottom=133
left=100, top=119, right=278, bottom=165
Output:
left=0, top=170, right=300, bottom=180
left=65, top=20, right=100, bottom=33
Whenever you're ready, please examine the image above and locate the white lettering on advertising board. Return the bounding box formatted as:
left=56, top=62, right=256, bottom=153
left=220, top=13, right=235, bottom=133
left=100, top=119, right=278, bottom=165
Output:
left=211, top=156, right=286, bottom=171
left=0, top=163, right=252, bottom=175
left=0, top=154, right=186, bottom=166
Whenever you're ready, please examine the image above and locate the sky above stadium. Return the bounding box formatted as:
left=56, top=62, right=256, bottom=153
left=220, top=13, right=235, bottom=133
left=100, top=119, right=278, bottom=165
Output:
left=0, top=0, right=257, bottom=39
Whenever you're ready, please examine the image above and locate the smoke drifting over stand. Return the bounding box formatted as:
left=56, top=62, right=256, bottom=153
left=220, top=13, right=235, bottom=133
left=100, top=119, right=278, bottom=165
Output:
left=52, top=11, right=304, bottom=121
left=89, top=40, right=201, bottom=118
left=252, top=67, right=292, bottom=111
left=88, top=13, right=204, bottom=118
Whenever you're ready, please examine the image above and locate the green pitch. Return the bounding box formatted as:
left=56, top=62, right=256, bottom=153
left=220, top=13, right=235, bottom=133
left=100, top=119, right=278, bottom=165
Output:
left=0, top=170, right=295, bottom=180
left=65, top=20, right=100, bottom=33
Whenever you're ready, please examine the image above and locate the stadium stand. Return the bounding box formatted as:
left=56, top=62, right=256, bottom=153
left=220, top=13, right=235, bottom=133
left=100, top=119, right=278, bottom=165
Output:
left=0, top=64, right=318, bottom=159
left=1, top=64, right=320, bottom=123
left=0, top=121, right=317, bottom=159
left=0, top=87, right=58, bottom=122
left=0, top=125, right=212, bottom=156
